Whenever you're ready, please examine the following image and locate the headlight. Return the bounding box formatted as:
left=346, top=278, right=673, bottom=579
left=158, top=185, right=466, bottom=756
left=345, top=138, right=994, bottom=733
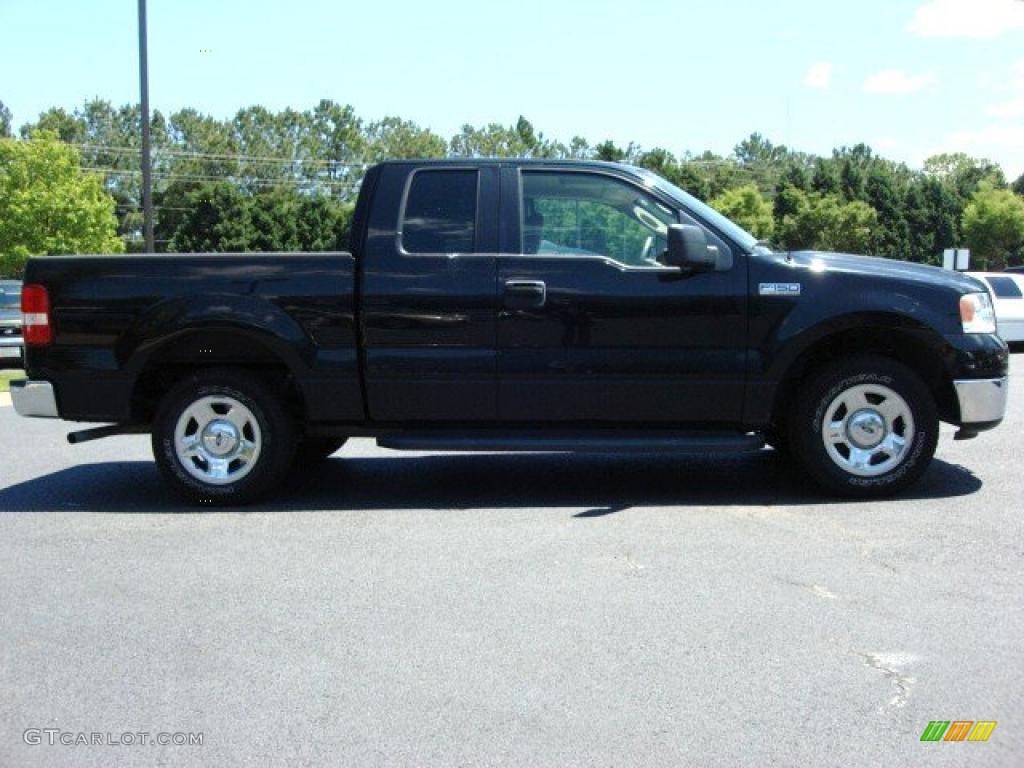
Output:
left=960, top=292, right=996, bottom=334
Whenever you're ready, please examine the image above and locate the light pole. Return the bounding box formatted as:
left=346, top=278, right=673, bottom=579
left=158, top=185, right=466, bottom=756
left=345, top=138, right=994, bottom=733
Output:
left=138, top=0, right=154, bottom=253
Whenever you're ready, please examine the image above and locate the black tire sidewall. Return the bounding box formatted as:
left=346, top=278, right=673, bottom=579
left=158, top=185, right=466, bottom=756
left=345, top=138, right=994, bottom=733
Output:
left=789, top=357, right=938, bottom=497
left=152, top=371, right=296, bottom=505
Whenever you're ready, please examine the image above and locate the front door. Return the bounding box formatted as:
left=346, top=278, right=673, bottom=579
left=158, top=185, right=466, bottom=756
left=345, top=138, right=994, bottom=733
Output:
left=497, top=167, right=748, bottom=425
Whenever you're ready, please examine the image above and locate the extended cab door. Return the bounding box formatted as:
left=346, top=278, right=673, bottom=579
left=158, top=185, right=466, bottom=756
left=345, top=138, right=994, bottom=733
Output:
left=360, top=164, right=499, bottom=421
left=497, top=166, right=747, bottom=424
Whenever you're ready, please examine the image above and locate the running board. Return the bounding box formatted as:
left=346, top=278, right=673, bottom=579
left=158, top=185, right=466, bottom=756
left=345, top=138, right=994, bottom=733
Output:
left=377, top=430, right=764, bottom=454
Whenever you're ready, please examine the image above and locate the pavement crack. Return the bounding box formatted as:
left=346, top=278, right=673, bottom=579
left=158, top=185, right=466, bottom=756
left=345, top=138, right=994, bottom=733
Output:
left=852, top=651, right=917, bottom=711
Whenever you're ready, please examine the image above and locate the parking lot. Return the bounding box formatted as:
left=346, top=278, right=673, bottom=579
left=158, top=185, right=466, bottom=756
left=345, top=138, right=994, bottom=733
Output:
left=0, top=357, right=1021, bottom=767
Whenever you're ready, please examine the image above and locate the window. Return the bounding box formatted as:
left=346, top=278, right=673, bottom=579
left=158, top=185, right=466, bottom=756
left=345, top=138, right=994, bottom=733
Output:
left=520, top=172, right=678, bottom=267
left=0, top=283, right=20, bottom=309
left=984, top=276, right=1023, bottom=299
left=402, top=170, right=478, bottom=254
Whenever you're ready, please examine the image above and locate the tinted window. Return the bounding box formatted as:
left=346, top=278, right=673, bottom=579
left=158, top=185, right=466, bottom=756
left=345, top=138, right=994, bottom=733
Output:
left=985, top=276, right=1023, bottom=299
left=402, top=170, right=478, bottom=254
left=521, top=172, right=678, bottom=267
left=0, top=283, right=20, bottom=309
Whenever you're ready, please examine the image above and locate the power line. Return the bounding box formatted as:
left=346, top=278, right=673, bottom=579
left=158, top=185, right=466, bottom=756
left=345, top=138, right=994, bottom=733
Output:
left=81, top=166, right=362, bottom=189
left=60, top=141, right=369, bottom=168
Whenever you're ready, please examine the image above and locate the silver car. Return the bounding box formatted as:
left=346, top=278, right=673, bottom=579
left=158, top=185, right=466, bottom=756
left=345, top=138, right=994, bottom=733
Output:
left=0, top=280, right=24, bottom=367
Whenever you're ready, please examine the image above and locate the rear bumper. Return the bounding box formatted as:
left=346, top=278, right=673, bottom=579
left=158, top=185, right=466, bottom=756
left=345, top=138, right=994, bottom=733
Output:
left=10, top=379, right=59, bottom=418
left=954, top=376, right=1008, bottom=431
left=0, top=334, right=23, bottom=359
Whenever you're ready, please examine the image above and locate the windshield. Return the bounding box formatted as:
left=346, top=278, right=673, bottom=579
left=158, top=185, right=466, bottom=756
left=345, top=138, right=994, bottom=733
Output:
left=633, top=168, right=760, bottom=252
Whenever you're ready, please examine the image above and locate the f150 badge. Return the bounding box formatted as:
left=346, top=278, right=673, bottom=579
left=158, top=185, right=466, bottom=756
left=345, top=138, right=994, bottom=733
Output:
left=759, top=283, right=802, bottom=296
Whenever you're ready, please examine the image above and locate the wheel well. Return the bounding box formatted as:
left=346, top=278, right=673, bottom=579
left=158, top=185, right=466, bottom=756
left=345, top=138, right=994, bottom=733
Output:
left=771, top=327, right=957, bottom=428
left=130, top=330, right=305, bottom=424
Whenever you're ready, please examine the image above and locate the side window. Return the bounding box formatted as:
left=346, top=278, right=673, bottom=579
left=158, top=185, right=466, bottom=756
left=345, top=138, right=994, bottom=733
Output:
left=402, top=170, right=478, bottom=254
left=984, top=276, right=1023, bottom=299
left=520, top=172, right=678, bottom=266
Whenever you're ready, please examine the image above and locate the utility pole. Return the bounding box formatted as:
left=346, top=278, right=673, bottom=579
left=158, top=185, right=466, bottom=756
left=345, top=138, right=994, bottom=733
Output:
left=138, top=0, right=155, bottom=253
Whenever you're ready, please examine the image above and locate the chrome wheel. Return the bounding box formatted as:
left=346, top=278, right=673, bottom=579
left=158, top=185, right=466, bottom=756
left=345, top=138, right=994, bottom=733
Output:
left=821, top=383, right=914, bottom=477
left=173, top=395, right=261, bottom=485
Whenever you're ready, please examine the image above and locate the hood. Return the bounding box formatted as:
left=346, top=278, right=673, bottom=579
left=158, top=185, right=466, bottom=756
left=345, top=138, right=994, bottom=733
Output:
left=786, top=250, right=987, bottom=294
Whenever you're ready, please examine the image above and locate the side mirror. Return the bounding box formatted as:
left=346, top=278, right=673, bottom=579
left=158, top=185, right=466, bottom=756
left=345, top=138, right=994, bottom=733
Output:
left=665, top=224, right=717, bottom=271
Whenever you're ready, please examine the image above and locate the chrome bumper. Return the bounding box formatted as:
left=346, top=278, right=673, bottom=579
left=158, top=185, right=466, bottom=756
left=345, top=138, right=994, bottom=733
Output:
left=10, top=379, right=59, bottom=418
left=954, top=377, right=1008, bottom=426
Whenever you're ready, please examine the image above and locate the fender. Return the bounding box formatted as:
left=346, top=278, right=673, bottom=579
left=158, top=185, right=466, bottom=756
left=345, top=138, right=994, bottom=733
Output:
left=119, top=293, right=314, bottom=377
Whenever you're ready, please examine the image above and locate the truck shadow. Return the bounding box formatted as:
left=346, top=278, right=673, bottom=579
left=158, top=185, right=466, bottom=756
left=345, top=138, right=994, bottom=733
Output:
left=0, top=450, right=983, bottom=514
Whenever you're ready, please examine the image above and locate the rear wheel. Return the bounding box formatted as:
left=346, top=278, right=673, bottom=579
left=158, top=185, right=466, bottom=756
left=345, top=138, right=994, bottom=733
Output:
left=152, top=369, right=297, bottom=505
left=787, top=355, right=938, bottom=498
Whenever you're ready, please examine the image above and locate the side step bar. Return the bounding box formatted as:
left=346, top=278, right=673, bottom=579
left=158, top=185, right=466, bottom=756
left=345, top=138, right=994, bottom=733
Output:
left=377, top=430, right=764, bottom=454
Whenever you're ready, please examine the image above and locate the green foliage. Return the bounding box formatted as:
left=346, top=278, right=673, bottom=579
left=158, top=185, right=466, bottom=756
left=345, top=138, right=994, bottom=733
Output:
left=0, top=100, right=11, bottom=138
left=777, top=190, right=878, bottom=254
left=364, top=117, right=447, bottom=161
left=8, top=100, right=1021, bottom=265
left=962, top=183, right=1024, bottom=270
left=711, top=185, right=774, bottom=240
left=1012, top=173, right=1024, bottom=197
left=0, top=132, right=122, bottom=276
left=924, top=153, right=1006, bottom=201
left=166, top=182, right=351, bottom=253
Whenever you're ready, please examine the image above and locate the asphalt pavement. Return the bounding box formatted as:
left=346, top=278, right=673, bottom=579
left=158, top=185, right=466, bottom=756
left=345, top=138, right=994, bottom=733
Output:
left=0, top=358, right=1021, bottom=767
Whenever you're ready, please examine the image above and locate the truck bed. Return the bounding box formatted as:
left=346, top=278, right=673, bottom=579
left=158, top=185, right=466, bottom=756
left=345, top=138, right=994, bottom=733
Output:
left=23, top=252, right=362, bottom=424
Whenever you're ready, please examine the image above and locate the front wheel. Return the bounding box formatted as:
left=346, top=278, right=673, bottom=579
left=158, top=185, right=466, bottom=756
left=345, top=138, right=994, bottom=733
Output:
left=788, top=355, right=938, bottom=498
left=152, top=369, right=297, bottom=505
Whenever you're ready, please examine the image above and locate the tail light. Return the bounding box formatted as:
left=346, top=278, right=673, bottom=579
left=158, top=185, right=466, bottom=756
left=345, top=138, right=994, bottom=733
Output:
left=21, top=284, right=53, bottom=346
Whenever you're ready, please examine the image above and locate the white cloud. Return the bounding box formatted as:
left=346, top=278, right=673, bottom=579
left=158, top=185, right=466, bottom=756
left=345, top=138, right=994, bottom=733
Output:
left=863, top=70, right=936, bottom=95
left=802, top=62, right=833, bottom=90
left=908, top=0, right=1024, bottom=39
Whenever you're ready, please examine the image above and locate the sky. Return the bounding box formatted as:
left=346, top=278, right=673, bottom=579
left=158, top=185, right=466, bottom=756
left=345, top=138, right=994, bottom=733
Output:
left=1, top=0, right=1023, bottom=178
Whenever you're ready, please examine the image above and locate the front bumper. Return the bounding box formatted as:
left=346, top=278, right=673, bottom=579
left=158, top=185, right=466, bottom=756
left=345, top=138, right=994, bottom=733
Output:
left=10, top=379, right=59, bottom=418
left=954, top=377, right=1008, bottom=430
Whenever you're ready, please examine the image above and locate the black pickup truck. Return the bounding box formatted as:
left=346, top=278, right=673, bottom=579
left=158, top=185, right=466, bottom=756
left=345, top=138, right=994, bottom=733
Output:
left=11, top=160, right=1010, bottom=504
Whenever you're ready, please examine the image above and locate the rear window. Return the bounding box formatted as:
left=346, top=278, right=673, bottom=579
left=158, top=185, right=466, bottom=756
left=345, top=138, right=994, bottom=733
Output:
left=0, top=285, right=20, bottom=309
left=984, top=276, right=1023, bottom=299
left=401, top=170, right=478, bottom=254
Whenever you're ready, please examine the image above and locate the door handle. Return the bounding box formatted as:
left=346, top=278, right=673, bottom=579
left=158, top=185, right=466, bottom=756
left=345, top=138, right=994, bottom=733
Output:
left=503, top=280, right=547, bottom=308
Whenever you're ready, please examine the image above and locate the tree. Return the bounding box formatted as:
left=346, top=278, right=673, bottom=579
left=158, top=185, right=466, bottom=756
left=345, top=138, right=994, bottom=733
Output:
left=593, top=140, right=625, bottom=163
left=962, top=183, right=1024, bottom=270
left=0, top=100, right=11, bottom=138
left=711, top=184, right=775, bottom=240
left=0, top=132, right=123, bottom=277
left=1012, top=173, right=1024, bottom=197
left=734, top=133, right=788, bottom=166
left=924, top=152, right=1006, bottom=200
left=168, top=183, right=253, bottom=252
left=865, top=170, right=909, bottom=257
left=777, top=190, right=878, bottom=254
left=364, top=117, right=447, bottom=161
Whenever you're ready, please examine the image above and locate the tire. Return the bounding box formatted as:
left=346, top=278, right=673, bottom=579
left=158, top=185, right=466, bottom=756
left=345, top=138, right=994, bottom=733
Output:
left=787, top=355, right=938, bottom=498
left=152, top=369, right=297, bottom=505
left=294, top=437, right=348, bottom=463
